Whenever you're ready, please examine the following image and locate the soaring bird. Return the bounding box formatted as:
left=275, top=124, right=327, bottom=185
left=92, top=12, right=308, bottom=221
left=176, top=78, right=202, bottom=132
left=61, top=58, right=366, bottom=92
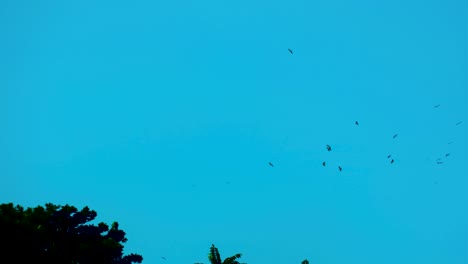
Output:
left=338, top=166, right=342, bottom=171
left=448, top=142, right=454, bottom=144
left=355, top=121, right=359, bottom=125
left=445, top=153, right=450, bottom=157
left=322, top=162, right=326, bottom=166
left=326, top=145, right=332, bottom=151
left=390, top=159, right=394, bottom=164
left=288, top=48, right=293, bottom=54
left=393, top=134, right=398, bottom=139
left=456, top=121, right=463, bottom=125
left=268, top=162, right=274, bottom=167
left=161, top=257, right=167, bottom=260
left=434, top=104, right=440, bottom=108
left=437, top=161, right=444, bottom=164
left=387, top=154, right=392, bottom=158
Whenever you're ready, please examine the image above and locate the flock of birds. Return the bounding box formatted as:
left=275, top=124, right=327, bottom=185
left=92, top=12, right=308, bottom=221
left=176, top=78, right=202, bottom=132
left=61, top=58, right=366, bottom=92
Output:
left=169, top=49, right=463, bottom=264
left=266, top=49, right=464, bottom=173
left=429, top=105, right=462, bottom=164
left=267, top=120, right=395, bottom=172
left=268, top=114, right=461, bottom=171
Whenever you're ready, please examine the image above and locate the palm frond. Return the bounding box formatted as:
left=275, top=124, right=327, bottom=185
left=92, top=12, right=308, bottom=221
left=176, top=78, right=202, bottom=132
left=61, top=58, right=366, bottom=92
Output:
left=208, top=244, right=222, bottom=264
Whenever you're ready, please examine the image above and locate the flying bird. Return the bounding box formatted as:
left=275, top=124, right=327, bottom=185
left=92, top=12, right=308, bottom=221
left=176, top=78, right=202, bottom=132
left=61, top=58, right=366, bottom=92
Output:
left=161, top=257, right=167, bottom=260
left=326, top=145, right=332, bottom=151
left=445, top=153, right=450, bottom=157
left=322, top=162, right=326, bottom=166
left=355, top=121, right=359, bottom=125
left=456, top=121, right=463, bottom=125
left=393, top=134, right=398, bottom=139
left=338, top=166, right=342, bottom=172
left=434, top=104, right=440, bottom=108
left=390, top=159, right=394, bottom=164
left=387, top=154, right=392, bottom=158
left=448, top=142, right=454, bottom=144
left=288, top=48, right=293, bottom=54
left=268, top=162, right=274, bottom=167
left=437, top=161, right=444, bottom=164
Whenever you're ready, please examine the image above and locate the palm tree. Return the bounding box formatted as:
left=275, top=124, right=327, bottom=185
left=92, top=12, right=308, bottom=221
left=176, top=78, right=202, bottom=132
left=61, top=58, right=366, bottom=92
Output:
left=208, top=244, right=243, bottom=264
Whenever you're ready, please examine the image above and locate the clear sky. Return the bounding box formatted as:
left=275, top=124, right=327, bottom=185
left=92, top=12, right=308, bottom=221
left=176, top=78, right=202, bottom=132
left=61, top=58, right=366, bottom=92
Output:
left=2, top=0, right=468, bottom=263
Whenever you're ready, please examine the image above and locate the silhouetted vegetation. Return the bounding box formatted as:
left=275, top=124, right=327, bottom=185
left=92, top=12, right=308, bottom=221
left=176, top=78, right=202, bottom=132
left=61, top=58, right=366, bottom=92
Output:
left=205, top=244, right=309, bottom=264
left=0, top=203, right=143, bottom=264
left=208, top=244, right=243, bottom=264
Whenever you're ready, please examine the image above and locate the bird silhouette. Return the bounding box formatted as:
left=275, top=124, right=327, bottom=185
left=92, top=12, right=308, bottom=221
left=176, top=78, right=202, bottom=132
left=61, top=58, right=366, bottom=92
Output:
left=390, top=159, right=394, bottom=164
left=161, top=257, right=167, bottom=260
left=268, top=162, right=274, bottom=167
left=434, top=104, right=440, bottom=108
left=456, top=122, right=463, bottom=125
left=326, top=145, right=332, bottom=151
left=322, top=162, right=326, bottom=166
left=445, top=153, right=450, bottom=157
left=355, top=121, right=359, bottom=125
left=338, top=166, right=342, bottom=171
left=387, top=154, right=392, bottom=158
left=288, top=48, right=293, bottom=54
left=437, top=161, right=444, bottom=164
left=393, top=134, right=398, bottom=139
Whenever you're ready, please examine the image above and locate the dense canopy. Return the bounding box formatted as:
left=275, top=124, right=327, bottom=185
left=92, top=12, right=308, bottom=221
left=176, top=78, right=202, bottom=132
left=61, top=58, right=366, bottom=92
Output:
left=0, top=203, right=143, bottom=264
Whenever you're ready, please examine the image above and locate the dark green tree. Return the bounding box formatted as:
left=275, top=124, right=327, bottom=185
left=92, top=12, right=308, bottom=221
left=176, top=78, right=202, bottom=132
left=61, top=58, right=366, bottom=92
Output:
left=208, top=244, right=242, bottom=264
left=0, top=203, right=143, bottom=264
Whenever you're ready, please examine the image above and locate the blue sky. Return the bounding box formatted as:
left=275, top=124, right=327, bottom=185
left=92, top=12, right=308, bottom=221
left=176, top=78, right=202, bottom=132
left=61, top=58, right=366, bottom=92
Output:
left=2, top=0, right=468, bottom=263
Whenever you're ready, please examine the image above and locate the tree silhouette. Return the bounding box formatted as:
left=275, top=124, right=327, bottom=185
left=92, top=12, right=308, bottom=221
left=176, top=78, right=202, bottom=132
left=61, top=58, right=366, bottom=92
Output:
left=208, top=244, right=242, bottom=264
left=0, top=203, right=143, bottom=264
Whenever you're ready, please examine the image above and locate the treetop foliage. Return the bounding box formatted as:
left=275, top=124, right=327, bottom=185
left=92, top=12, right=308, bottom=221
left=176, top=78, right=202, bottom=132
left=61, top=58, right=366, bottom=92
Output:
left=208, top=244, right=242, bottom=264
left=0, top=203, right=143, bottom=264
